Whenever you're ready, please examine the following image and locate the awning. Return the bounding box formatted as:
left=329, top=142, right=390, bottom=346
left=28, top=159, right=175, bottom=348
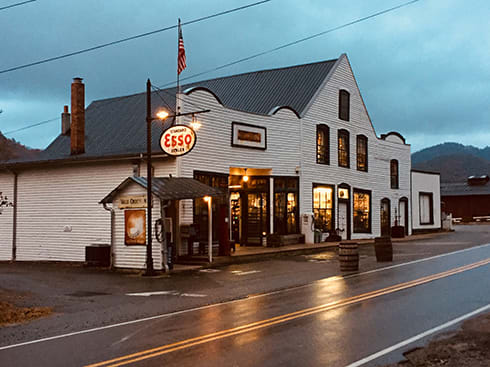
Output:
left=99, top=176, right=225, bottom=204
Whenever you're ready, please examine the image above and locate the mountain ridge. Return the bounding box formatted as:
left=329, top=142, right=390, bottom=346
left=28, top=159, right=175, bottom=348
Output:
left=0, top=131, right=41, bottom=162
left=411, top=142, right=490, bottom=182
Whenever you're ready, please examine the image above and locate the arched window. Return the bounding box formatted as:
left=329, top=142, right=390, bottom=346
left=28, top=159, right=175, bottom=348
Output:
left=390, top=159, right=399, bottom=189
left=339, top=89, right=350, bottom=121
left=338, top=129, right=350, bottom=168
left=316, top=124, right=329, bottom=164
left=356, top=135, right=368, bottom=171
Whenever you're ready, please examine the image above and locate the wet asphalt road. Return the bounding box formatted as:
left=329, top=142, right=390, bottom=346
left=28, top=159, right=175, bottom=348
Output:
left=1, top=226, right=489, bottom=367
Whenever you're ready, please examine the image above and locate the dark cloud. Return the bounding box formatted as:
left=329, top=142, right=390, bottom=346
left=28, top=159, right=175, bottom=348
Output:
left=1, top=0, right=489, bottom=152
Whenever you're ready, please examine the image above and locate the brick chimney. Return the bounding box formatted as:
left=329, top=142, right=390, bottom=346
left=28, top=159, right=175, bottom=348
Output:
left=61, top=105, right=70, bottom=135
left=70, top=77, right=85, bottom=155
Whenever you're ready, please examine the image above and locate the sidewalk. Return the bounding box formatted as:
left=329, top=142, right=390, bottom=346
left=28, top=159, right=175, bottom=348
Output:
left=174, top=231, right=446, bottom=271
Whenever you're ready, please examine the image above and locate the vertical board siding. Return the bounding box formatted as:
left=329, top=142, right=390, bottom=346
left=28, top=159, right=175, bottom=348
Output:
left=0, top=173, right=14, bottom=260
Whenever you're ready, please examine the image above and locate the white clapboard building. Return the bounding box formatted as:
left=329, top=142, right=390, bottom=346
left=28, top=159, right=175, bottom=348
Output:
left=0, top=54, right=440, bottom=269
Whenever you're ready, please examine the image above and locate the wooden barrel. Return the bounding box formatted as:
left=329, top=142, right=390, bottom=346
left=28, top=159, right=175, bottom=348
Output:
left=374, top=236, right=393, bottom=262
left=339, top=243, right=359, bottom=272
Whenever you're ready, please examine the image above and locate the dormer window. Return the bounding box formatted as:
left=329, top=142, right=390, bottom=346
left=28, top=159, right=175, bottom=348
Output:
left=339, top=89, right=350, bottom=121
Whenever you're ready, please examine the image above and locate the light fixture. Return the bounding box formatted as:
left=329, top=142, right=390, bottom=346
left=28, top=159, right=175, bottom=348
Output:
left=204, top=196, right=211, bottom=203
left=243, top=168, right=249, bottom=182
left=156, top=110, right=169, bottom=120
left=190, top=114, right=201, bottom=130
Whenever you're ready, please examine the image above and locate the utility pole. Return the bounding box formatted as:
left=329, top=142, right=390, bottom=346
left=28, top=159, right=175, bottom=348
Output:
left=144, top=79, right=155, bottom=276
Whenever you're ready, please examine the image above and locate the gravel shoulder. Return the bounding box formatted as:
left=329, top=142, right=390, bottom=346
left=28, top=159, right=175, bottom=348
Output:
left=385, top=312, right=490, bottom=367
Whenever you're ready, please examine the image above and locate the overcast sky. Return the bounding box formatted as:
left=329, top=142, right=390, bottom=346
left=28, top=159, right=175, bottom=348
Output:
left=1, top=0, right=489, bottom=153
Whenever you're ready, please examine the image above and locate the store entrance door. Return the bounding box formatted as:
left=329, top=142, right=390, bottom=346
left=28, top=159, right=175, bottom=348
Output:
left=245, top=192, right=268, bottom=246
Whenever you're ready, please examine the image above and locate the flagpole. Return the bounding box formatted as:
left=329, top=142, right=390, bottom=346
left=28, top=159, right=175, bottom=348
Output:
left=176, top=18, right=181, bottom=101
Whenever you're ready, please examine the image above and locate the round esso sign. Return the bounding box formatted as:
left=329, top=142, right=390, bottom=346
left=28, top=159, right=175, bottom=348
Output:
left=160, top=125, right=196, bottom=156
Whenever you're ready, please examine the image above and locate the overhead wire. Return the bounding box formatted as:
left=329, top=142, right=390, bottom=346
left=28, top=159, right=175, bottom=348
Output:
left=159, top=0, right=421, bottom=88
left=2, top=0, right=421, bottom=136
left=0, top=0, right=272, bottom=75
left=0, top=0, right=36, bottom=12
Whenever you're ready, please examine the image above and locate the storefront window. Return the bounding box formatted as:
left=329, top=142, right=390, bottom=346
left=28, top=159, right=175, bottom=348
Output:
left=313, top=185, right=333, bottom=232
left=353, top=189, right=371, bottom=233
left=194, top=171, right=228, bottom=241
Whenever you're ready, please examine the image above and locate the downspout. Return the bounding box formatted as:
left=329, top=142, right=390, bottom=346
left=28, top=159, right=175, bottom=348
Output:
left=12, top=172, right=17, bottom=261
left=102, top=203, right=115, bottom=268
left=5, top=169, right=17, bottom=261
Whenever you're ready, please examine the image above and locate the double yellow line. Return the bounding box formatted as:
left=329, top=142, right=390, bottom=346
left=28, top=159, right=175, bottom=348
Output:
left=86, top=258, right=490, bottom=367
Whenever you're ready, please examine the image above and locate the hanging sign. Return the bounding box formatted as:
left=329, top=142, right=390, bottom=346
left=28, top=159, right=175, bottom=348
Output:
left=160, top=125, right=196, bottom=156
left=118, top=196, right=147, bottom=209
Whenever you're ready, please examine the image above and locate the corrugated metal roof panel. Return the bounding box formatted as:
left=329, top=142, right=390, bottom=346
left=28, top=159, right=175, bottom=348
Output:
left=441, top=181, right=490, bottom=196
left=3, top=58, right=337, bottom=166
left=100, top=176, right=224, bottom=203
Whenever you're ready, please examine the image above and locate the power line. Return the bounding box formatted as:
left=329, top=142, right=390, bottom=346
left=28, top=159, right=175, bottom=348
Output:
left=0, top=0, right=36, bottom=12
left=159, top=0, right=421, bottom=88
left=3, top=117, right=57, bottom=135
left=3, top=0, right=421, bottom=136
left=0, top=0, right=272, bottom=75
left=151, top=83, right=206, bottom=112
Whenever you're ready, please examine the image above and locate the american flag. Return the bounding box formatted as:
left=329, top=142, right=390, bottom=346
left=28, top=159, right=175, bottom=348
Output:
left=177, top=19, right=186, bottom=75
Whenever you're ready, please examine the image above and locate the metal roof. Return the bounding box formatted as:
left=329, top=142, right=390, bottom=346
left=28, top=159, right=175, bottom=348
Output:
left=2, top=58, right=337, bottom=167
left=441, top=181, right=490, bottom=197
left=100, top=176, right=224, bottom=203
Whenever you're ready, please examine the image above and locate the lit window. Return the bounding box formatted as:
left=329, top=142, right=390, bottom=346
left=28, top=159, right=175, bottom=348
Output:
left=313, top=185, right=334, bottom=232
left=353, top=189, right=371, bottom=233
left=339, top=89, right=350, bottom=121
left=390, top=159, right=399, bottom=189
left=356, top=135, right=368, bottom=171
left=338, top=129, right=349, bottom=168
left=316, top=124, right=329, bottom=164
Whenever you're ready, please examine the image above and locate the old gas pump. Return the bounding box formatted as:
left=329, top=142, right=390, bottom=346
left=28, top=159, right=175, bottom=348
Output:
left=155, top=200, right=171, bottom=272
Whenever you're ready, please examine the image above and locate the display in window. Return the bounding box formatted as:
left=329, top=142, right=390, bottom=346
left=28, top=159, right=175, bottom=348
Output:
left=353, top=191, right=370, bottom=233
left=313, top=186, right=333, bottom=232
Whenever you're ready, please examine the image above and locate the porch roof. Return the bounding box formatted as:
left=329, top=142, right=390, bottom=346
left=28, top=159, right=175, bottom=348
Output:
left=100, top=176, right=224, bottom=204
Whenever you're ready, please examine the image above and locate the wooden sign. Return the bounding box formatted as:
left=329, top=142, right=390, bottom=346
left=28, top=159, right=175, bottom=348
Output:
left=119, top=196, right=147, bottom=209
left=232, top=122, right=266, bottom=150
left=160, top=125, right=196, bottom=156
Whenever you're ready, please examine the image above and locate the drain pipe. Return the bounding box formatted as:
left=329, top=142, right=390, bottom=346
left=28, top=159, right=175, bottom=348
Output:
left=102, top=203, right=115, bottom=268
left=4, top=169, right=18, bottom=261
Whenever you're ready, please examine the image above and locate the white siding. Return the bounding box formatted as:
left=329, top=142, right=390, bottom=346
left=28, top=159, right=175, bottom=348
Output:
left=299, top=55, right=412, bottom=238
left=14, top=162, right=133, bottom=261
left=411, top=171, right=441, bottom=230
left=111, top=181, right=163, bottom=270
left=178, top=91, right=302, bottom=227
left=175, top=54, right=412, bottom=240
left=0, top=173, right=14, bottom=260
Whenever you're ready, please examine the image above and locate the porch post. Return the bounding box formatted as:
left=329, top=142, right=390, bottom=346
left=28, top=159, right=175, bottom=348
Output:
left=208, top=197, right=213, bottom=263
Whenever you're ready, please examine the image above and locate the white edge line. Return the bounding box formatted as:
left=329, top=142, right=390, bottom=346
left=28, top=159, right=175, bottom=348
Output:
left=1, top=242, right=489, bottom=352
left=344, top=303, right=490, bottom=367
